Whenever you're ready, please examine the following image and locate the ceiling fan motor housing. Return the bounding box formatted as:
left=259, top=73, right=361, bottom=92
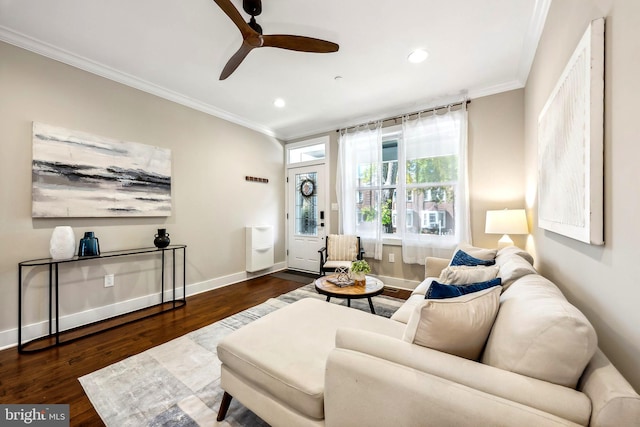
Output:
left=243, top=0, right=262, bottom=17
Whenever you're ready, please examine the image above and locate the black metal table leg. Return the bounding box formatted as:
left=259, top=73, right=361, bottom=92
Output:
left=55, top=263, right=60, bottom=345
left=161, top=249, right=165, bottom=303
left=172, top=248, right=176, bottom=308
left=368, top=297, right=376, bottom=314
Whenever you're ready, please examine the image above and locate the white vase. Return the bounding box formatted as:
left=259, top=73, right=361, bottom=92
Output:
left=49, top=226, right=76, bottom=260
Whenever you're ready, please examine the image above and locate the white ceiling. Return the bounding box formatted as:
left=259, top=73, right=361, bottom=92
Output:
left=0, top=0, right=549, bottom=140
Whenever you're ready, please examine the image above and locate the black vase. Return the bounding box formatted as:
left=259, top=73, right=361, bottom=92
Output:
left=154, top=228, right=170, bottom=249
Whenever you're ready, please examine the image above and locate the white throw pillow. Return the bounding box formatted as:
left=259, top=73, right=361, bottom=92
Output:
left=403, top=286, right=501, bottom=360
left=438, top=265, right=500, bottom=285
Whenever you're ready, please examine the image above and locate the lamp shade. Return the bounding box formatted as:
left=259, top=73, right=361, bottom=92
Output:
left=485, top=209, right=528, bottom=235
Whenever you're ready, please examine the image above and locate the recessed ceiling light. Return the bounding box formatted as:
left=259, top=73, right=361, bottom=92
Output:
left=408, top=49, right=429, bottom=64
left=273, top=98, right=285, bottom=108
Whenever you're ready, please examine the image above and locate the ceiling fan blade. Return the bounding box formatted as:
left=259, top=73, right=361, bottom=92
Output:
left=213, top=0, right=254, bottom=38
left=262, top=35, right=339, bottom=53
left=219, top=42, right=254, bottom=80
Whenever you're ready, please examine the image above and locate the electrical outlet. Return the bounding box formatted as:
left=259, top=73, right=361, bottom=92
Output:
left=104, top=274, right=114, bottom=288
left=388, top=253, right=395, bottom=263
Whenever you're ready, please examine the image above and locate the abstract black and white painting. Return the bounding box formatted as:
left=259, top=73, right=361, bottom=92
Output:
left=32, top=122, right=172, bottom=217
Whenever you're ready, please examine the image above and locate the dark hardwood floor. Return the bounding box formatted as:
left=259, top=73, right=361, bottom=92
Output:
left=0, top=272, right=409, bottom=426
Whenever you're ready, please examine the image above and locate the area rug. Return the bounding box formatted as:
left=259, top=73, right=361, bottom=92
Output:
left=79, top=283, right=404, bottom=426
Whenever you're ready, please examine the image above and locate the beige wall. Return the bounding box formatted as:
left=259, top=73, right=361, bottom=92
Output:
left=290, top=89, right=527, bottom=287
left=0, top=42, right=285, bottom=345
left=524, top=0, right=640, bottom=390
left=468, top=90, right=527, bottom=249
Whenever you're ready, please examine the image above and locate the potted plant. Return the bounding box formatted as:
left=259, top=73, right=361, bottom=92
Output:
left=350, top=260, right=371, bottom=286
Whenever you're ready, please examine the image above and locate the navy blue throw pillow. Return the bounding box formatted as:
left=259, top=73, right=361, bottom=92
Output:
left=450, top=250, right=496, bottom=267
left=426, top=278, right=502, bottom=300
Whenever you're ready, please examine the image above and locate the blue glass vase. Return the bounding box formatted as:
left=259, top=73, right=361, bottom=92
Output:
left=78, top=231, right=100, bottom=257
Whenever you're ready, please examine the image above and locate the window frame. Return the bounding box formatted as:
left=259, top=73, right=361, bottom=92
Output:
left=353, top=124, right=461, bottom=240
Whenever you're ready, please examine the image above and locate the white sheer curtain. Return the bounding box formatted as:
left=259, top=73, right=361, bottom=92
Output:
left=337, top=122, right=383, bottom=260
left=400, top=105, right=470, bottom=264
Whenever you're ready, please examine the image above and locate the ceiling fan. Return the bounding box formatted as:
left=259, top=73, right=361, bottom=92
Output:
left=213, top=0, right=339, bottom=80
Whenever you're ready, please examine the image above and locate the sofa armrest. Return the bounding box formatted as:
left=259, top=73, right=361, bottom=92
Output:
left=578, top=348, right=640, bottom=427
left=325, top=348, right=581, bottom=427
left=424, top=256, right=449, bottom=279
left=332, top=328, right=590, bottom=426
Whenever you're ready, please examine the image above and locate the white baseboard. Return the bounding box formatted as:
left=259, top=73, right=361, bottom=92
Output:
left=371, top=274, right=421, bottom=291
left=0, top=262, right=286, bottom=351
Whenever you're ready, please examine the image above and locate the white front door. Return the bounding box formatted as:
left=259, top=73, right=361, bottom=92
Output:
left=287, top=165, right=325, bottom=273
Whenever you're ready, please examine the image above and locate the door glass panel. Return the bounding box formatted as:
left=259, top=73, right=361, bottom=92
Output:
left=295, top=172, right=318, bottom=235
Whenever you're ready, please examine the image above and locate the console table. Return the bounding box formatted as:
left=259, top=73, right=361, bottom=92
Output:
left=18, top=245, right=186, bottom=353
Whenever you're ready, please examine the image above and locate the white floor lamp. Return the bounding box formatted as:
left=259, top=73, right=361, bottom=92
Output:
left=485, top=209, right=529, bottom=249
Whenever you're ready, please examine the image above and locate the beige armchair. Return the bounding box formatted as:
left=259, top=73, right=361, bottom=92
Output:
left=318, top=234, right=364, bottom=275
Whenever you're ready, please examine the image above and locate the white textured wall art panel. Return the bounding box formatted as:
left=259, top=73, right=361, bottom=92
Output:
left=537, top=18, right=604, bottom=245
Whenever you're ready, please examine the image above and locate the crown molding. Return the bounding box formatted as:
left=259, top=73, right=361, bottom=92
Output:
left=517, top=0, right=552, bottom=85
left=0, top=25, right=278, bottom=138
left=467, top=79, right=525, bottom=100
left=283, top=80, right=526, bottom=142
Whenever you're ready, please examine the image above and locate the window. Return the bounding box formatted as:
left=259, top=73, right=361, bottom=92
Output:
left=353, top=129, right=457, bottom=237
left=406, top=153, right=457, bottom=236
left=355, top=137, right=398, bottom=235
left=287, top=142, right=326, bottom=165
left=422, top=211, right=446, bottom=232
left=338, top=106, right=469, bottom=262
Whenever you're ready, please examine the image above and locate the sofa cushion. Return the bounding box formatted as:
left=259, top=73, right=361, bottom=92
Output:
left=322, top=260, right=353, bottom=270
left=482, top=274, right=598, bottom=388
left=426, top=278, right=502, bottom=299
left=217, top=298, right=405, bottom=420
left=403, top=286, right=501, bottom=360
left=495, top=246, right=534, bottom=266
left=438, top=265, right=499, bottom=284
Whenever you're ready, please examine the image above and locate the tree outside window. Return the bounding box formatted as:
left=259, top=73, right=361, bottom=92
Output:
left=355, top=135, right=458, bottom=236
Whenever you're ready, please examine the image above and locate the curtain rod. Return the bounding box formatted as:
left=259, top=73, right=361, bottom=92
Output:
left=336, top=99, right=471, bottom=134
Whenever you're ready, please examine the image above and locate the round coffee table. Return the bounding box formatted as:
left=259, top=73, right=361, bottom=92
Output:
left=314, top=275, right=385, bottom=314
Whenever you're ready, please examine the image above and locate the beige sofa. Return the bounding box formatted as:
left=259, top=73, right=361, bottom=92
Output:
left=216, top=246, right=640, bottom=426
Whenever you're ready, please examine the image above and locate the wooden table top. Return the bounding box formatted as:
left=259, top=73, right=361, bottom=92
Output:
left=314, top=275, right=384, bottom=298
